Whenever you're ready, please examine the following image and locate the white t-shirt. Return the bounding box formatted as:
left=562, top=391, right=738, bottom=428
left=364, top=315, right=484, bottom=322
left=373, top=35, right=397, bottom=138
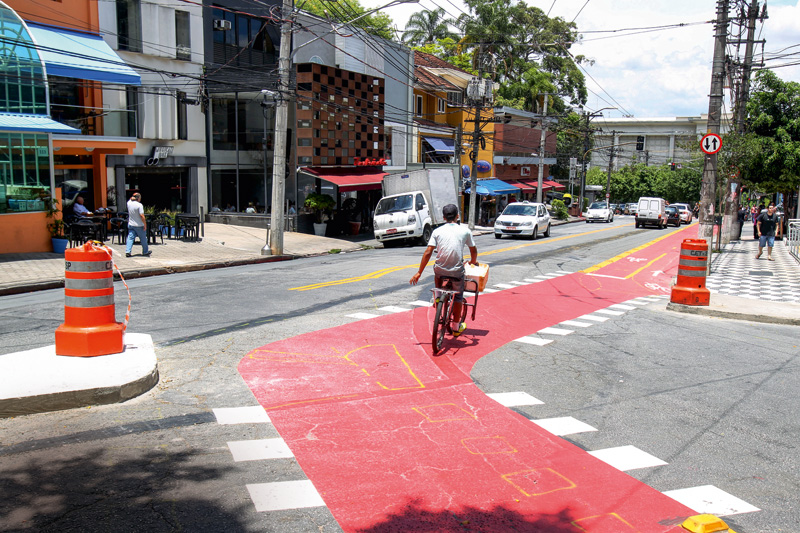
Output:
left=127, top=199, right=145, bottom=227
left=427, top=223, right=475, bottom=276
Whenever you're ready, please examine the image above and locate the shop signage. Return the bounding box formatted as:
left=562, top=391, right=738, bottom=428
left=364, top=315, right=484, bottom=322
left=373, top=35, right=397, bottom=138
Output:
left=147, top=145, right=174, bottom=166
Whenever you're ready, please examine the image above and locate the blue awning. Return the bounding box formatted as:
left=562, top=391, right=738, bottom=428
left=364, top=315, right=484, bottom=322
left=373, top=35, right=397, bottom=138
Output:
left=26, top=22, right=141, bottom=85
left=463, top=178, right=519, bottom=196
left=0, top=113, right=80, bottom=134
left=423, top=136, right=455, bottom=155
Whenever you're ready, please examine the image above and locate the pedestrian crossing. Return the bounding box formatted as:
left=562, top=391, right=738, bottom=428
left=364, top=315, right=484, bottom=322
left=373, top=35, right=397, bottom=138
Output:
left=484, top=390, right=761, bottom=518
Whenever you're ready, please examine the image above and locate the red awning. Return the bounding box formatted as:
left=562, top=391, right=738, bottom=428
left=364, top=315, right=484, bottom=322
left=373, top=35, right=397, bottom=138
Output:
left=501, top=179, right=535, bottom=192
left=302, top=167, right=387, bottom=192
left=544, top=180, right=566, bottom=191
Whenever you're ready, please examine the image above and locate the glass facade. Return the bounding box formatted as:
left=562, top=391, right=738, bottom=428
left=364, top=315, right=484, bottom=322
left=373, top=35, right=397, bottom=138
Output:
left=0, top=4, right=51, bottom=214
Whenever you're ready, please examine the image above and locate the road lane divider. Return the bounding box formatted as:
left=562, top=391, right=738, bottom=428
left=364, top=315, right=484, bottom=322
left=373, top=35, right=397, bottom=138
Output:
left=582, top=223, right=694, bottom=274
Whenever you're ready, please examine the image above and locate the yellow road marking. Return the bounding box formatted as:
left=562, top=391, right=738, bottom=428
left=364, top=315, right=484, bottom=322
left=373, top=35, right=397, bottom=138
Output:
left=625, top=252, right=666, bottom=279
left=581, top=223, right=693, bottom=274
left=290, top=223, right=632, bottom=291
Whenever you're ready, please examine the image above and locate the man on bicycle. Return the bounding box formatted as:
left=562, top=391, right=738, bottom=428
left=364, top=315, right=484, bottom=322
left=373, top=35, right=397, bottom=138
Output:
left=409, top=204, right=478, bottom=336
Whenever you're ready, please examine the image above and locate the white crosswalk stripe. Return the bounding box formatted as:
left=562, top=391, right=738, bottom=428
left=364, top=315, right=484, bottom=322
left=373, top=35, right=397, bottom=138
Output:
left=513, top=336, right=553, bottom=346
left=537, top=327, right=574, bottom=336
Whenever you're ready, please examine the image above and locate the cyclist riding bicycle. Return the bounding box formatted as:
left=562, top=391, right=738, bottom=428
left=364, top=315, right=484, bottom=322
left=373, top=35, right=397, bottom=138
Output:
left=409, top=204, right=478, bottom=336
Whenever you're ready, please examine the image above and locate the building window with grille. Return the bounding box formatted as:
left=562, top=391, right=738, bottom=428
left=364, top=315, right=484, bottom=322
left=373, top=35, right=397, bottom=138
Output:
left=437, top=97, right=445, bottom=114
left=415, top=95, right=423, bottom=116
left=447, top=91, right=463, bottom=106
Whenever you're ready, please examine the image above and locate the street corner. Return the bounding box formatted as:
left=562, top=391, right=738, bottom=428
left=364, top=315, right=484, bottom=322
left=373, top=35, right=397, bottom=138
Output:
left=0, top=333, right=158, bottom=418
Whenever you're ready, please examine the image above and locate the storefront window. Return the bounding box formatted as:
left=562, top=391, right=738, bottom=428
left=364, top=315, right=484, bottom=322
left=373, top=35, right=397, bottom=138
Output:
left=0, top=5, right=51, bottom=213
left=0, top=133, right=50, bottom=213
left=211, top=96, right=270, bottom=151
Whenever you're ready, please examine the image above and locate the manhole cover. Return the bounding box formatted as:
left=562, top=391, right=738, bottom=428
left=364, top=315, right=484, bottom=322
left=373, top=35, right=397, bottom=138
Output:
left=748, top=271, right=774, bottom=276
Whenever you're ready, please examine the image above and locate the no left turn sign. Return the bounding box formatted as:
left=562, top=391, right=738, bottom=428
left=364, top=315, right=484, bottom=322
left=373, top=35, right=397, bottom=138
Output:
left=700, top=133, right=722, bottom=155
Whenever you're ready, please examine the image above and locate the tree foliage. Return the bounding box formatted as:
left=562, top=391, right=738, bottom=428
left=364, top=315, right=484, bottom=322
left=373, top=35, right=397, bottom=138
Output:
left=586, top=162, right=703, bottom=204
left=401, top=7, right=456, bottom=46
left=551, top=111, right=588, bottom=182
left=301, top=0, right=394, bottom=41
left=734, top=70, right=800, bottom=194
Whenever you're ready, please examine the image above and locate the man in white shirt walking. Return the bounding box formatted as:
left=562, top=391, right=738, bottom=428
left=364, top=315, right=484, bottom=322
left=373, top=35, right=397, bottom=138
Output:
left=125, top=192, right=151, bottom=257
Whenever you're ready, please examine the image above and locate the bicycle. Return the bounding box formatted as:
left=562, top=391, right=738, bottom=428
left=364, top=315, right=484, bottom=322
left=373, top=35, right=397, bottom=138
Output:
left=430, top=275, right=479, bottom=355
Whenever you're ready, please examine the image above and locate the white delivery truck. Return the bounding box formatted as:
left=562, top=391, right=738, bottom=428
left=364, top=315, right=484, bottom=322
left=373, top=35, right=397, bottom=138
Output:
left=373, top=168, right=459, bottom=246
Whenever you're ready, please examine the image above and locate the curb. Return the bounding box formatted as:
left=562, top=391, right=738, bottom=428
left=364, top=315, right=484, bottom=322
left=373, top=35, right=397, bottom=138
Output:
left=0, top=254, right=296, bottom=297
left=666, top=301, right=800, bottom=326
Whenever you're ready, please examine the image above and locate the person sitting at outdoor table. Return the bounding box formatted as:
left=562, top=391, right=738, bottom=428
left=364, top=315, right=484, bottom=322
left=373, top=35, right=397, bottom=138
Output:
left=210, top=204, right=221, bottom=213
left=72, top=196, right=93, bottom=218
left=224, top=203, right=236, bottom=212
left=245, top=202, right=256, bottom=213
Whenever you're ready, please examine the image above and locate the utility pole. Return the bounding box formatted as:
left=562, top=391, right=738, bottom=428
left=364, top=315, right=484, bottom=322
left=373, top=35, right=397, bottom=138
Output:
left=605, top=130, right=616, bottom=204
left=466, top=45, right=486, bottom=230
left=536, top=95, right=549, bottom=203
left=722, top=0, right=760, bottom=244
left=579, top=108, right=614, bottom=215
left=698, top=0, right=729, bottom=251
left=263, top=0, right=293, bottom=256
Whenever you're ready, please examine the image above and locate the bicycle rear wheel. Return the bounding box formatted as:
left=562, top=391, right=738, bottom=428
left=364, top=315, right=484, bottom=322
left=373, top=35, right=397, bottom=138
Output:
left=432, top=293, right=450, bottom=354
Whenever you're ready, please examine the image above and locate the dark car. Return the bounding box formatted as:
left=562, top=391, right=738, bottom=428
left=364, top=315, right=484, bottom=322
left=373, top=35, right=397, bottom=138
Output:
left=665, top=205, right=681, bottom=227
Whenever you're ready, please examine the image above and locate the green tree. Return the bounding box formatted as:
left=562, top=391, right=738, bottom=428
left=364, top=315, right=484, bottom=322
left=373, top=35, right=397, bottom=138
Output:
left=551, top=111, right=588, bottom=182
left=737, top=70, right=800, bottom=195
left=301, top=0, right=394, bottom=41
left=402, top=8, right=456, bottom=46
left=586, top=163, right=702, bottom=204
left=412, top=39, right=476, bottom=74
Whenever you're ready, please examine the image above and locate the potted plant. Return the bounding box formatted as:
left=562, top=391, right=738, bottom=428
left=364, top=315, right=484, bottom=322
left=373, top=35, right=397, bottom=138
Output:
left=46, top=197, right=69, bottom=254
left=304, top=193, right=335, bottom=236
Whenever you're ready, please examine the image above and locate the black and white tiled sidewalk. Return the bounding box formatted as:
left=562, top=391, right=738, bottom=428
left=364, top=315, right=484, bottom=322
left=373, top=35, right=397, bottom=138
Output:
left=707, top=239, right=800, bottom=303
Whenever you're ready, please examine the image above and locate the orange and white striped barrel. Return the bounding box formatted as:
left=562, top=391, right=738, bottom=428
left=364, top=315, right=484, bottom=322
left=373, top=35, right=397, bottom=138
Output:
left=670, top=239, right=710, bottom=306
left=55, top=242, right=125, bottom=356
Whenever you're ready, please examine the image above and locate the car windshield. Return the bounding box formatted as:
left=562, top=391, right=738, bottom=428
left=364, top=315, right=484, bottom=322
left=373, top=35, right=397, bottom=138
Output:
left=589, top=202, right=607, bottom=209
left=502, top=204, right=537, bottom=217
left=666, top=206, right=677, bottom=213
left=375, top=194, right=413, bottom=215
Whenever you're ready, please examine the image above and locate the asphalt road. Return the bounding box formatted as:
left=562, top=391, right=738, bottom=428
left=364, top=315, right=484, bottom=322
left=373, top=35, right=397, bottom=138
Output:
left=1, top=217, right=796, bottom=532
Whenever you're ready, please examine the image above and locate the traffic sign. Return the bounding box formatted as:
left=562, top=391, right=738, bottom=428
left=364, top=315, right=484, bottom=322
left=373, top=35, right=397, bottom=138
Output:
left=700, top=133, right=722, bottom=155
left=605, top=193, right=610, bottom=198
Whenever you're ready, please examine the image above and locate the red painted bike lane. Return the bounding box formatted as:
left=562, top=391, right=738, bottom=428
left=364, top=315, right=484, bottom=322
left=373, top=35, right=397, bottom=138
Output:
left=239, top=225, right=700, bottom=532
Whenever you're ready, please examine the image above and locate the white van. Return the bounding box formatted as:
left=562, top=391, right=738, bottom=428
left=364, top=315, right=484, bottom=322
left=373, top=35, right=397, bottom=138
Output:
left=635, top=197, right=667, bottom=228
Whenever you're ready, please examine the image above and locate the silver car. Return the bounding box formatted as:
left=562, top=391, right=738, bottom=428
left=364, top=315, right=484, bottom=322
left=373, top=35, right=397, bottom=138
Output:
left=494, top=201, right=551, bottom=240
left=586, top=201, right=614, bottom=223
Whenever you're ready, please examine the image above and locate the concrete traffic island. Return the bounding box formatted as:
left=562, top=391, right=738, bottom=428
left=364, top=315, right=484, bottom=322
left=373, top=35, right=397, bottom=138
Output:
left=0, top=333, right=158, bottom=418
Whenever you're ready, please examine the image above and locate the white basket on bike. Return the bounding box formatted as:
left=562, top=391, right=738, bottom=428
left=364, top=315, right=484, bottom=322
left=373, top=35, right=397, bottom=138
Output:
left=465, top=262, right=489, bottom=292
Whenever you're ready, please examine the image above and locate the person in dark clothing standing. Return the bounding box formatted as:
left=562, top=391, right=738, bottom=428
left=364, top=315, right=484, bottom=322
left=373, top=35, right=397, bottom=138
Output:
left=736, top=206, right=748, bottom=240
left=756, top=203, right=780, bottom=260
left=752, top=205, right=763, bottom=239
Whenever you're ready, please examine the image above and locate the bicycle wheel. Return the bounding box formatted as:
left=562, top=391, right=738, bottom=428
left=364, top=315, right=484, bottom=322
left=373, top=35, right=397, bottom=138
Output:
left=432, top=293, right=450, bottom=354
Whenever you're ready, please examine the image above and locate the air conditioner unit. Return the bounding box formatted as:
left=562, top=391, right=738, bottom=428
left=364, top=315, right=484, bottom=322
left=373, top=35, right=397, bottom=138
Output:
left=213, top=19, right=232, bottom=31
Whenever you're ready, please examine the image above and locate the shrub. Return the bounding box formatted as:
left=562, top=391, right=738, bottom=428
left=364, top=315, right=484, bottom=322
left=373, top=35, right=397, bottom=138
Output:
left=551, top=199, right=569, bottom=220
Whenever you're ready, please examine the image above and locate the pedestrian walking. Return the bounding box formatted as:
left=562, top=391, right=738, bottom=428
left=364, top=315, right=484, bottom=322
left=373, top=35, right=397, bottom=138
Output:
left=756, top=203, right=780, bottom=261
left=125, top=192, right=151, bottom=257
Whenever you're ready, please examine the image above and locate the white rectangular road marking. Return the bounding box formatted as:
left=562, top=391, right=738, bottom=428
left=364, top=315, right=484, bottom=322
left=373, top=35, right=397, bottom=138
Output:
left=513, top=336, right=553, bottom=346
left=409, top=300, right=433, bottom=307
left=537, top=327, right=574, bottom=336
left=636, top=297, right=663, bottom=302
left=557, top=271, right=573, bottom=274
left=663, top=485, right=760, bottom=516
left=482, top=288, right=499, bottom=293
left=578, top=314, right=610, bottom=322
left=560, top=320, right=593, bottom=328
left=213, top=406, right=271, bottom=425
left=609, top=304, right=637, bottom=310
left=487, top=391, right=544, bottom=407
left=626, top=299, right=653, bottom=305
left=346, top=312, right=381, bottom=319
left=589, top=445, right=668, bottom=471
left=378, top=306, right=410, bottom=313
left=532, top=416, right=597, bottom=436
left=510, top=281, right=530, bottom=285
left=523, top=278, right=545, bottom=283
left=535, top=275, right=556, bottom=279
left=494, top=283, right=517, bottom=289
left=586, top=273, right=627, bottom=280
left=247, top=480, right=326, bottom=512
left=544, top=273, right=563, bottom=277
left=228, top=438, right=294, bottom=462
left=594, top=309, right=625, bottom=316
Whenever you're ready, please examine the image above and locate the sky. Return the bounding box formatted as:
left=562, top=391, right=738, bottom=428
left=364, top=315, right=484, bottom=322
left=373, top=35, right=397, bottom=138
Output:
left=359, top=0, right=800, bottom=119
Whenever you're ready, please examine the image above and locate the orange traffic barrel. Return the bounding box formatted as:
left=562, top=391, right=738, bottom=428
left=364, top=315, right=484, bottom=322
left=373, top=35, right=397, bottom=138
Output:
left=670, top=239, right=710, bottom=306
left=55, top=242, right=125, bottom=356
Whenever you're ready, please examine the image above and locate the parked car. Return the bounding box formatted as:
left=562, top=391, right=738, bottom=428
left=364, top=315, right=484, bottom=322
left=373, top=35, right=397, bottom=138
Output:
left=626, top=202, right=638, bottom=215
left=672, top=203, right=693, bottom=224
left=494, top=201, right=551, bottom=240
left=635, top=197, right=667, bottom=228
left=586, top=201, right=614, bottom=223
left=664, top=205, right=681, bottom=227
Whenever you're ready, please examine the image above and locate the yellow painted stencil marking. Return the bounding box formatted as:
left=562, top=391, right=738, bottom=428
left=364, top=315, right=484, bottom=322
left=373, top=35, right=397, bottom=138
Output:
left=582, top=223, right=692, bottom=274
left=571, top=513, right=638, bottom=532
left=501, top=468, right=576, bottom=497
left=246, top=343, right=425, bottom=391
left=412, top=403, right=478, bottom=423
left=290, top=224, right=628, bottom=291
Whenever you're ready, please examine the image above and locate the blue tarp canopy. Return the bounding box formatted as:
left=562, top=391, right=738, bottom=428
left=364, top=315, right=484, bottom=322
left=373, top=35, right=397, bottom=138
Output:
left=463, top=178, right=519, bottom=196
left=423, top=136, right=455, bottom=155
left=27, top=22, right=141, bottom=85
left=0, top=113, right=80, bottom=134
